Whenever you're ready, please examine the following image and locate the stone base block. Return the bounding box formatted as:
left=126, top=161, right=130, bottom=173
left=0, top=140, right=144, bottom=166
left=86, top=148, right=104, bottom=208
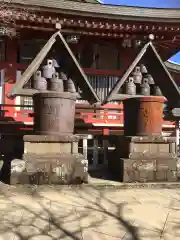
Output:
left=109, top=158, right=178, bottom=183
left=114, top=136, right=177, bottom=159
left=23, top=134, right=80, bottom=155
left=11, top=153, right=88, bottom=185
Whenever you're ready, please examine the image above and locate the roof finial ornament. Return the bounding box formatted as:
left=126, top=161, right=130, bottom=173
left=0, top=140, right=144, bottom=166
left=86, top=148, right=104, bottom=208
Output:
left=149, top=34, right=155, bottom=41
left=55, top=22, right=61, bottom=30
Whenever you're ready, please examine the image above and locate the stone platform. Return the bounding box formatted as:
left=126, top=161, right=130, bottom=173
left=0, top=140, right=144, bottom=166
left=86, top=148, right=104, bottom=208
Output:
left=115, top=136, right=177, bottom=159
left=114, top=158, right=178, bottom=182
left=11, top=135, right=88, bottom=185
left=23, top=134, right=79, bottom=155
left=108, top=136, right=179, bottom=183
left=0, top=183, right=180, bottom=239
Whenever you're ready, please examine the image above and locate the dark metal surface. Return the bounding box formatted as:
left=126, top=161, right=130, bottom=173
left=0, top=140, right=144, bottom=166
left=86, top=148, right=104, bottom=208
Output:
left=66, top=78, right=76, bottom=93
left=42, top=60, right=55, bottom=79
left=154, top=86, right=162, bottom=96
left=125, top=77, right=136, bottom=95
left=140, top=64, right=148, bottom=74
left=50, top=73, right=64, bottom=92
left=123, top=97, right=164, bottom=136
left=33, top=92, right=76, bottom=135
left=146, top=74, right=155, bottom=85
left=33, top=71, right=47, bottom=91
left=140, top=79, right=150, bottom=96
left=132, top=66, right=142, bottom=84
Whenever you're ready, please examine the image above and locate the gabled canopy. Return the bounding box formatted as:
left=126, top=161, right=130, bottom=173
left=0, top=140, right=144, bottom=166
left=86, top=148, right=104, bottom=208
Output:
left=7, top=31, right=100, bottom=104
left=103, top=41, right=180, bottom=108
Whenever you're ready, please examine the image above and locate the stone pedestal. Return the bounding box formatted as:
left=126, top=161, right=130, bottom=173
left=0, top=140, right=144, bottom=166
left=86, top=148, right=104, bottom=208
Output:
left=108, top=136, right=178, bottom=182
left=109, top=96, right=179, bottom=183
left=11, top=135, right=88, bottom=184
left=11, top=91, right=88, bottom=185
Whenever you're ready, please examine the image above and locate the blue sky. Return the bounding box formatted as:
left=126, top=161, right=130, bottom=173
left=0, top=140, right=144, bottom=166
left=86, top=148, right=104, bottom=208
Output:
left=103, top=0, right=180, bottom=63
left=103, top=0, right=180, bottom=8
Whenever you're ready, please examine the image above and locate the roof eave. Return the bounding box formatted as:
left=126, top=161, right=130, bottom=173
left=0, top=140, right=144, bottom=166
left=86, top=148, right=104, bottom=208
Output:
left=165, top=61, right=180, bottom=73
left=3, top=0, right=180, bottom=23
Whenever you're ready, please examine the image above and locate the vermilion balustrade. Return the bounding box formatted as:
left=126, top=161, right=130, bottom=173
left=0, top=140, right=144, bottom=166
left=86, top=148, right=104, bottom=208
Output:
left=0, top=104, right=175, bottom=131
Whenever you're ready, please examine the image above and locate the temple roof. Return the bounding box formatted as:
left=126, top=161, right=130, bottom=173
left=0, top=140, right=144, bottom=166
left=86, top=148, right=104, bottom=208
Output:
left=4, top=0, right=180, bottom=22
left=165, top=61, right=180, bottom=73
left=2, top=0, right=180, bottom=73
left=103, top=0, right=180, bottom=9
left=68, top=0, right=101, bottom=3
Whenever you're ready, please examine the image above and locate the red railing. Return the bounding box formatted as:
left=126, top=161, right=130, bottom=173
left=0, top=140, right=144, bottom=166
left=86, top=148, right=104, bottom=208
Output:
left=0, top=103, right=175, bottom=130
left=79, top=111, right=123, bottom=124
left=0, top=103, right=123, bottom=124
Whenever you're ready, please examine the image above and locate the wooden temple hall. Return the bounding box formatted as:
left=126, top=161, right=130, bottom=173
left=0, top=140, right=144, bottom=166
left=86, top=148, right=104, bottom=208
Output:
left=1, top=0, right=180, bottom=176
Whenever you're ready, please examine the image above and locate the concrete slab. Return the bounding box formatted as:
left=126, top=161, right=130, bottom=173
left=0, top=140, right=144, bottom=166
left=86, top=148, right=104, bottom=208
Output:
left=1, top=183, right=180, bottom=239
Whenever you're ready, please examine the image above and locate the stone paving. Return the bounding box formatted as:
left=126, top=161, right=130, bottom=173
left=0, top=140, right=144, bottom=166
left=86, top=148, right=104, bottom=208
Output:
left=0, top=183, right=180, bottom=239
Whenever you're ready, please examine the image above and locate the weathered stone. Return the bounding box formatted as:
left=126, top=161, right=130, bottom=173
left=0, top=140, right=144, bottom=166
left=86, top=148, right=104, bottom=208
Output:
left=154, top=170, right=177, bottom=182
left=177, top=159, right=180, bottom=180
left=167, top=170, right=177, bottom=181
left=108, top=134, right=179, bottom=183
left=23, top=134, right=80, bottom=143
left=116, top=136, right=177, bottom=159
left=24, top=135, right=79, bottom=155
left=155, top=171, right=167, bottom=181
left=110, top=158, right=178, bottom=183
left=11, top=153, right=88, bottom=185
left=156, top=159, right=177, bottom=171
left=24, top=142, right=72, bottom=154
left=11, top=159, right=26, bottom=173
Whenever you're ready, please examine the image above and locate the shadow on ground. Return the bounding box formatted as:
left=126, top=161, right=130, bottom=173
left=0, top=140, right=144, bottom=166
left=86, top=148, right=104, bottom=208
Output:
left=0, top=184, right=175, bottom=239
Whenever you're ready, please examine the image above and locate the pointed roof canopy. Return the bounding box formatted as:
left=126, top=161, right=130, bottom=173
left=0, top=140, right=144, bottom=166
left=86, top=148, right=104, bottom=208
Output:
left=103, top=41, right=180, bottom=108
left=7, top=30, right=100, bottom=104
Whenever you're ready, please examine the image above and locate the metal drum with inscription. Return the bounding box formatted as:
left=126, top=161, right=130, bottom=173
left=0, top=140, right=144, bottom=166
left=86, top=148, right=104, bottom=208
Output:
left=123, top=96, right=164, bottom=136
left=33, top=92, right=76, bottom=135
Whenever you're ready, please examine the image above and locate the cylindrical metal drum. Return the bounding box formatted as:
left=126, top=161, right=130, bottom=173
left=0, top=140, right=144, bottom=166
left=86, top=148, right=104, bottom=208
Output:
left=123, top=96, right=164, bottom=136
left=33, top=92, right=76, bottom=135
